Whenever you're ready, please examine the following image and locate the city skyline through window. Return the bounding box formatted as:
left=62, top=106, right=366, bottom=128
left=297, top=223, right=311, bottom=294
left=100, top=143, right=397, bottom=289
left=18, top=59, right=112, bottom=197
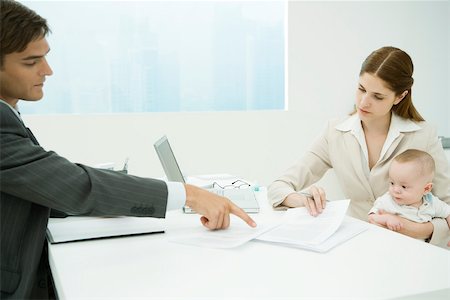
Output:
left=21, top=1, right=285, bottom=114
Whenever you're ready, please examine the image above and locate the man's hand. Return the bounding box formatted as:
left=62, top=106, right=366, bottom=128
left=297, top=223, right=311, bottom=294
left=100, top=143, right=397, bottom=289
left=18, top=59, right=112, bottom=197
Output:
left=184, top=184, right=257, bottom=230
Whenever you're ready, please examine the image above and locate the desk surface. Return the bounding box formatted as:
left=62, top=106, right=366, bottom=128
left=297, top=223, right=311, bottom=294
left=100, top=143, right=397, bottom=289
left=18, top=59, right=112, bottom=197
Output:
left=49, top=191, right=450, bottom=299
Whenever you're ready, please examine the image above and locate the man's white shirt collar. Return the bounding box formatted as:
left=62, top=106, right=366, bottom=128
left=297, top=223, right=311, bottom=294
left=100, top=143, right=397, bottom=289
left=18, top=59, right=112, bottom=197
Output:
left=335, top=113, right=422, bottom=166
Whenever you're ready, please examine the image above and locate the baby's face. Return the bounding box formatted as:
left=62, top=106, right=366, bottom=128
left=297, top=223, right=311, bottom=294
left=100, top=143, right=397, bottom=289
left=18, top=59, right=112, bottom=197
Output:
left=388, top=160, right=430, bottom=206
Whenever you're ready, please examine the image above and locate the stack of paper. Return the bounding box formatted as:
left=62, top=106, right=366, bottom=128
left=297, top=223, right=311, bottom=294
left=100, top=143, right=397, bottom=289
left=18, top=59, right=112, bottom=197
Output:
left=47, top=216, right=165, bottom=244
left=256, top=199, right=368, bottom=252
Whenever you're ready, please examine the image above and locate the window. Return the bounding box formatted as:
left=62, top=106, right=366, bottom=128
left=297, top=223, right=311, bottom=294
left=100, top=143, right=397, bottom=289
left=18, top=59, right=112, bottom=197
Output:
left=21, top=1, right=285, bottom=114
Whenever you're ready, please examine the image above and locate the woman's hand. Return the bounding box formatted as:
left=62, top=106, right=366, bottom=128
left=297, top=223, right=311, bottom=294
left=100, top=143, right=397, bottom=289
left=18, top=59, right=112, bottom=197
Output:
left=282, top=185, right=327, bottom=216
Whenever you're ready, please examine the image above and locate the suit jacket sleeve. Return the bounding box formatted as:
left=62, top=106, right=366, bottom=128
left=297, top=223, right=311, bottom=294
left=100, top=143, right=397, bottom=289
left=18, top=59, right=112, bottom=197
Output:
left=0, top=104, right=168, bottom=217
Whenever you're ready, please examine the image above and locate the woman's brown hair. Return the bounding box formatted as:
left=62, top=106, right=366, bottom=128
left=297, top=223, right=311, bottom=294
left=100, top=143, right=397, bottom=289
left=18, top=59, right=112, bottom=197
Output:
left=358, top=46, right=424, bottom=121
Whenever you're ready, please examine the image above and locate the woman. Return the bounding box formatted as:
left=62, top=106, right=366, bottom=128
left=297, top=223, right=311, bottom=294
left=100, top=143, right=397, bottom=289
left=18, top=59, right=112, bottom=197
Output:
left=268, top=46, right=450, bottom=247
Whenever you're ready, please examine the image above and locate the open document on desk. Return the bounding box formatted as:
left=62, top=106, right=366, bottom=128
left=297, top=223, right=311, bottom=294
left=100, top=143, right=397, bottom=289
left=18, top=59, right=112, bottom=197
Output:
left=170, top=199, right=368, bottom=252
left=47, top=216, right=165, bottom=244
left=170, top=220, right=279, bottom=248
left=257, top=199, right=368, bottom=252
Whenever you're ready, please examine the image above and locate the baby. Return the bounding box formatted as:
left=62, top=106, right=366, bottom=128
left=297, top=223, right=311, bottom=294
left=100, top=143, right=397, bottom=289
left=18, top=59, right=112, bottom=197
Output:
left=368, top=149, right=450, bottom=240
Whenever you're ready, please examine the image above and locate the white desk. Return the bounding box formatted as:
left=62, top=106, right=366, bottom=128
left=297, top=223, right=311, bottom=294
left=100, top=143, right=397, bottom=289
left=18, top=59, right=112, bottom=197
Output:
left=48, top=190, right=450, bottom=299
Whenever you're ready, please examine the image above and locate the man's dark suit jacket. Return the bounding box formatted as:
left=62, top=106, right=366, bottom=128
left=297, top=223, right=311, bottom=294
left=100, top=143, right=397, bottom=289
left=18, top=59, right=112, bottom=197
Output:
left=0, top=101, right=169, bottom=299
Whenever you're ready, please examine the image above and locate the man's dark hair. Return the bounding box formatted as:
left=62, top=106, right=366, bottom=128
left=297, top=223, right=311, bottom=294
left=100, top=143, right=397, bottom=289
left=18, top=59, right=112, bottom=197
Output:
left=0, top=0, right=50, bottom=68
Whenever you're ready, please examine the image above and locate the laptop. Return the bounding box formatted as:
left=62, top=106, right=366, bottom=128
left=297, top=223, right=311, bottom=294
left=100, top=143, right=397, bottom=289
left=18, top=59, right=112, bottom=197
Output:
left=154, top=135, right=259, bottom=213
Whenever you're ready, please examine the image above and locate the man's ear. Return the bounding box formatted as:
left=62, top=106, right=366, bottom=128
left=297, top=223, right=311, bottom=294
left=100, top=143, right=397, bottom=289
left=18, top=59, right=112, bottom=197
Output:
left=394, top=90, right=408, bottom=105
left=423, top=182, right=433, bottom=194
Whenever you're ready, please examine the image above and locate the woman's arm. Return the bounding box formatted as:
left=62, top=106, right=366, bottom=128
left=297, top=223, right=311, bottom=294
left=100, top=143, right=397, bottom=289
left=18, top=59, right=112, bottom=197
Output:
left=424, top=124, right=450, bottom=204
left=428, top=218, right=450, bottom=247
left=380, top=214, right=449, bottom=247
left=395, top=218, right=433, bottom=240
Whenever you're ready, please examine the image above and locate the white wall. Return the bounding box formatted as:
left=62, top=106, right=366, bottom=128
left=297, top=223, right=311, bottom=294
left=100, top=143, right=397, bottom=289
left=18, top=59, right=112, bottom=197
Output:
left=23, top=1, right=449, bottom=199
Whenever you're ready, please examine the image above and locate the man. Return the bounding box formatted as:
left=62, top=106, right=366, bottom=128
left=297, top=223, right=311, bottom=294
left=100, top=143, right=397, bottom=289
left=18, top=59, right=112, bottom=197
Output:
left=0, top=1, right=256, bottom=298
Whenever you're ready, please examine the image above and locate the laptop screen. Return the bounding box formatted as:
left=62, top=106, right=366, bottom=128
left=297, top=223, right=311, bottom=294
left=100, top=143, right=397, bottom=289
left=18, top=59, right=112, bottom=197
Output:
left=154, top=136, right=186, bottom=183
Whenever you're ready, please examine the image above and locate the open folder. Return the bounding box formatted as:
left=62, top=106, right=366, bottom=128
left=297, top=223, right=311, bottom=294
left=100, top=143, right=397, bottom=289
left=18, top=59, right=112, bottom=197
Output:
left=47, top=216, right=165, bottom=244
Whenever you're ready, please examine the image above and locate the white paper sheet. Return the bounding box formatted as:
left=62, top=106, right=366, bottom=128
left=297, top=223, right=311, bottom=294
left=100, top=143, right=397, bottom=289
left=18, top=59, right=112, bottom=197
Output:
left=257, top=199, right=352, bottom=246
left=258, top=218, right=368, bottom=253
left=169, top=217, right=280, bottom=248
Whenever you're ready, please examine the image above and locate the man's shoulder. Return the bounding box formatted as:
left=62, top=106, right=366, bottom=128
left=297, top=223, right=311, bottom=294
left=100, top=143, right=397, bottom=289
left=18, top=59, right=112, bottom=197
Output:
left=0, top=99, right=22, bottom=115
left=0, top=101, right=17, bottom=120
left=0, top=100, right=12, bottom=109
left=0, top=101, right=25, bottom=135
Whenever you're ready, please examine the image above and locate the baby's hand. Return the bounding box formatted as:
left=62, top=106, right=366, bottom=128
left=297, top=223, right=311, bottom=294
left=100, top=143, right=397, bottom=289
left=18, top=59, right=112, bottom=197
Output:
left=386, top=218, right=403, bottom=231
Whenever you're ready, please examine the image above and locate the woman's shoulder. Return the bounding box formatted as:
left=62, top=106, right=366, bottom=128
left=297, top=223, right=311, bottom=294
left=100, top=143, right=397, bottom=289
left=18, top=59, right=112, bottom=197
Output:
left=392, top=113, right=436, bottom=136
left=410, top=120, right=436, bottom=136
left=399, top=118, right=442, bottom=152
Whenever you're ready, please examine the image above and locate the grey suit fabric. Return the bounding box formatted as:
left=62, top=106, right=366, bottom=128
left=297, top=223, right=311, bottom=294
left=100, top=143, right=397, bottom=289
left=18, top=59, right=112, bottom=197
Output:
left=0, top=102, right=169, bottom=299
